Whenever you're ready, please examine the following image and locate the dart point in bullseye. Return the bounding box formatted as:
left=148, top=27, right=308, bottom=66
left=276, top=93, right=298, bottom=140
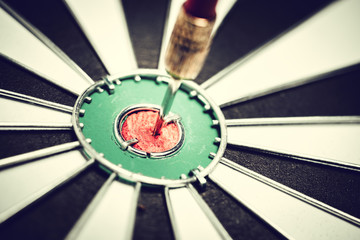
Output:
left=152, top=0, right=218, bottom=136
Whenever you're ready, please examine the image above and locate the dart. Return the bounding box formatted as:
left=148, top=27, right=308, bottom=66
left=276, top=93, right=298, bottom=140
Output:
left=153, top=0, right=218, bottom=135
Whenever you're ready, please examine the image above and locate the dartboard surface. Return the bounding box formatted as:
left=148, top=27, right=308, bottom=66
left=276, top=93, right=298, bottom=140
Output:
left=0, top=0, right=360, bottom=239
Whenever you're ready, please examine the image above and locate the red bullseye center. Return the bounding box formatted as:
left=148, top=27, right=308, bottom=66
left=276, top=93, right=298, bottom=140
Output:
left=121, top=110, right=180, bottom=153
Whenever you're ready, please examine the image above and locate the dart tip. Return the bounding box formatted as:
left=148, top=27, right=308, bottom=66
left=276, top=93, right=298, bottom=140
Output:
left=153, top=114, right=164, bottom=136
left=153, top=79, right=182, bottom=136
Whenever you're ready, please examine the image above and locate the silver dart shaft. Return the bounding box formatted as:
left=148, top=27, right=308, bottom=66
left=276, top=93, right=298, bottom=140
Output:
left=153, top=78, right=182, bottom=135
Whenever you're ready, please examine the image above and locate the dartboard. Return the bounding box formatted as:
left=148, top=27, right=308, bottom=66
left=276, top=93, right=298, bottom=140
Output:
left=0, top=0, right=360, bottom=239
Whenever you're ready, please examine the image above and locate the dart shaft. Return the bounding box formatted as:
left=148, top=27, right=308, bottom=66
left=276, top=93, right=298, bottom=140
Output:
left=153, top=78, right=181, bottom=135
left=153, top=0, right=217, bottom=135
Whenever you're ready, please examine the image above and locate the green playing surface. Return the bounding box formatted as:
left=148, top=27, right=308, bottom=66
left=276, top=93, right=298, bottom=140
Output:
left=79, top=76, right=220, bottom=180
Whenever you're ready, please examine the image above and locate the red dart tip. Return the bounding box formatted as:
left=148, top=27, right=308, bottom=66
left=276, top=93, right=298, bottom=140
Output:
left=184, top=0, right=218, bottom=19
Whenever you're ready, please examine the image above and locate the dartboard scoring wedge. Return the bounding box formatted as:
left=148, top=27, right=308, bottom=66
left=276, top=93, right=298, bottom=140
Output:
left=0, top=0, right=360, bottom=239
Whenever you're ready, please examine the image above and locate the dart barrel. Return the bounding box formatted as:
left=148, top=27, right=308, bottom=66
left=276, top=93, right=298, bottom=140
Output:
left=165, top=4, right=216, bottom=80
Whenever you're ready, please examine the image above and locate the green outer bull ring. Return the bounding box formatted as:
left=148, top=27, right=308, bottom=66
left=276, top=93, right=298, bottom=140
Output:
left=72, top=69, right=227, bottom=187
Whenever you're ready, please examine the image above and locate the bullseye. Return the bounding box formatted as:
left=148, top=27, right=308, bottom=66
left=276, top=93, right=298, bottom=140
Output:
left=114, top=104, right=185, bottom=158
left=121, top=110, right=180, bottom=153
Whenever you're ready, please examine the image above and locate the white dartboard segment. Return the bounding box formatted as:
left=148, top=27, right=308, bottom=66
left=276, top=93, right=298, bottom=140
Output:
left=203, top=0, right=360, bottom=107
left=0, top=96, right=72, bottom=125
left=0, top=141, right=81, bottom=169
left=0, top=4, right=93, bottom=96
left=66, top=177, right=140, bottom=240
left=165, top=185, right=231, bottom=240
left=64, top=0, right=137, bottom=76
left=226, top=117, right=360, bottom=169
left=210, top=160, right=360, bottom=240
left=0, top=150, right=87, bottom=223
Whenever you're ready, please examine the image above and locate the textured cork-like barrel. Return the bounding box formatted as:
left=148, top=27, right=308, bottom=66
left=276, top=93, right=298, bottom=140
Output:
left=165, top=5, right=215, bottom=80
